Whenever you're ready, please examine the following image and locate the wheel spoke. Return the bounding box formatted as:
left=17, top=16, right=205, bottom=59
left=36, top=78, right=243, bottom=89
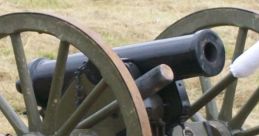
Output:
left=54, top=77, right=96, bottom=129
left=42, top=41, right=70, bottom=134
left=229, top=87, right=259, bottom=129
left=219, top=28, right=248, bottom=121
left=0, top=95, right=28, bottom=135
left=234, top=126, right=259, bottom=136
left=188, top=73, right=236, bottom=118
left=10, top=33, right=41, bottom=131
left=77, top=100, right=118, bottom=129
left=191, top=113, right=206, bottom=122
left=54, top=79, right=107, bottom=136
left=199, top=77, right=218, bottom=120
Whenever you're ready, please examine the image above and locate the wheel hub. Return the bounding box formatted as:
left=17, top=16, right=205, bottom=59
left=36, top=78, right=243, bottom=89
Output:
left=172, top=121, right=232, bottom=136
left=207, top=121, right=232, bottom=136
left=22, top=132, right=44, bottom=136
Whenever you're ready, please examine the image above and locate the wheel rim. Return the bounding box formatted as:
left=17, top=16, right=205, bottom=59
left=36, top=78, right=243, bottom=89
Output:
left=0, top=12, right=151, bottom=136
left=156, top=7, right=259, bottom=136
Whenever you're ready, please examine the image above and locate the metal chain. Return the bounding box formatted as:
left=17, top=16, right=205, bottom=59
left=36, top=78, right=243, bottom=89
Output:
left=74, top=60, right=102, bottom=106
left=74, top=61, right=88, bottom=106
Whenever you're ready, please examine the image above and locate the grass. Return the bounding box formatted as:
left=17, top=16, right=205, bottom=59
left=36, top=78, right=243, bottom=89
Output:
left=0, top=0, right=259, bottom=134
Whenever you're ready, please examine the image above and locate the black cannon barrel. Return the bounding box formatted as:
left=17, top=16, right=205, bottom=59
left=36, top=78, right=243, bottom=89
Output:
left=115, top=29, right=225, bottom=79
left=16, top=29, right=225, bottom=107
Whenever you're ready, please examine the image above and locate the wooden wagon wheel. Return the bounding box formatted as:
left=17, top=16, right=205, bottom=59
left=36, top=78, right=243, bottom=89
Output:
left=157, top=7, right=259, bottom=136
left=0, top=12, right=152, bottom=136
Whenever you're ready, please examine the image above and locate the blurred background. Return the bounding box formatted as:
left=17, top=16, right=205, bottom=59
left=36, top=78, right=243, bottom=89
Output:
left=0, top=0, right=259, bottom=134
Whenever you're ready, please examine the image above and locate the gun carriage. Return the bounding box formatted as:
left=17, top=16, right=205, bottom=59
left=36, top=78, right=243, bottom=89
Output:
left=0, top=8, right=259, bottom=136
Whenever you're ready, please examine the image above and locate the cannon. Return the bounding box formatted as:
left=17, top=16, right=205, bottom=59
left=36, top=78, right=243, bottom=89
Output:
left=1, top=7, right=259, bottom=136
left=14, top=29, right=225, bottom=136
left=15, top=29, right=225, bottom=108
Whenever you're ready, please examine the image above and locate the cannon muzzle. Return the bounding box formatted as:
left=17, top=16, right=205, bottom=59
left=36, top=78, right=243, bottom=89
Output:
left=115, top=29, right=225, bottom=79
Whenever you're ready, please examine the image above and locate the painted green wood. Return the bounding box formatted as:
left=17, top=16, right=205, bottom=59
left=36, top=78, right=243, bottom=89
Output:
left=191, top=113, right=206, bottom=122
left=55, top=74, right=123, bottom=136
left=172, top=122, right=210, bottom=136
left=77, top=100, right=118, bottom=128
left=189, top=73, right=236, bottom=118
left=42, top=41, right=70, bottom=134
left=219, top=28, right=248, bottom=121
left=229, top=87, right=259, bottom=129
left=234, top=125, right=259, bottom=136
left=0, top=95, right=28, bottom=135
left=0, top=12, right=151, bottom=136
left=156, top=7, right=259, bottom=136
left=74, top=75, right=124, bottom=136
left=199, top=77, right=218, bottom=120
left=157, top=8, right=259, bottom=39
left=10, top=33, right=41, bottom=131
left=3, top=8, right=259, bottom=136
left=55, top=76, right=95, bottom=129
left=55, top=80, right=107, bottom=136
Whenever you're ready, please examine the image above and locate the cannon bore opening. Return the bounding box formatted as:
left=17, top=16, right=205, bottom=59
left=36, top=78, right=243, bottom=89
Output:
left=204, top=42, right=217, bottom=62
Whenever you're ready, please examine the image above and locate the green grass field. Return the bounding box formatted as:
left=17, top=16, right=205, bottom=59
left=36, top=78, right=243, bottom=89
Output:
left=0, top=0, right=259, bottom=135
